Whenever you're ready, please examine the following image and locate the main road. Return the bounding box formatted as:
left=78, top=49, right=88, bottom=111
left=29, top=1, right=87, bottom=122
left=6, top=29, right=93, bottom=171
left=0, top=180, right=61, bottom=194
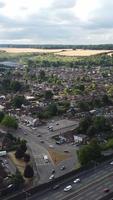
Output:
left=16, top=123, right=79, bottom=184
left=28, top=160, right=113, bottom=200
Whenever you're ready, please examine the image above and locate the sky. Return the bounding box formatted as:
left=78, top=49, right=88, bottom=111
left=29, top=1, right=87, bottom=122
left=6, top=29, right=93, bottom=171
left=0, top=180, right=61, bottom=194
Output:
left=0, top=0, right=113, bottom=44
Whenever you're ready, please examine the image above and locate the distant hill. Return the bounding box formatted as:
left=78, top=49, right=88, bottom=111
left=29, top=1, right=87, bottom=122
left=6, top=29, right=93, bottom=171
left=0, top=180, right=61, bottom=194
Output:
left=0, top=44, right=113, bottom=50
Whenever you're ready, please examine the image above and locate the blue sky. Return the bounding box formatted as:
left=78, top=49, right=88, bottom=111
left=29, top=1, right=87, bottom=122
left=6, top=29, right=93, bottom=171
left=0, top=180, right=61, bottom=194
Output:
left=0, top=0, right=113, bottom=44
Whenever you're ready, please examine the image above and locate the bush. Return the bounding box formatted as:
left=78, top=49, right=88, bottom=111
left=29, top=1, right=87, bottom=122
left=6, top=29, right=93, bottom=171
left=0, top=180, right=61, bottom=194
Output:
left=1, top=115, right=18, bottom=129
left=24, top=165, right=34, bottom=178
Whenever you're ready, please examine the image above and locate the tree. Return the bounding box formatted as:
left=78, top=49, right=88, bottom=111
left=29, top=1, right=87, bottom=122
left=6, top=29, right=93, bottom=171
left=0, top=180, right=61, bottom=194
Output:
left=78, top=139, right=101, bottom=166
left=48, top=103, right=58, bottom=116
left=24, top=153, right=30, bottom=163
left=10, top=81, right=22, bottom=92
left=78, top=101, right=89, bottom=111
left=20, top=142, right=27, bottom=153
left=0, top=111, right=4, bottom=123
left=45, top=90, right=53, bottom=100
left=92, top=116, right=112, bottom=132
left=11, top=170, right=24, bottom=189
left=12, top=95, right=26, bottom=108
left=77, top=117, right=92, bottom=134
left=24, top=165, right=34, bottom=178
left=39, top=70, right=46, bottom=81
left=15, top=148, right=25, bottom=159
left=1, top=115, right=18, bottom=129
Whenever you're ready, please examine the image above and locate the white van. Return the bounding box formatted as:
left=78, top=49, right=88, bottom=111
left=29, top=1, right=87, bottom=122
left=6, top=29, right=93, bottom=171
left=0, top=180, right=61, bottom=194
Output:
left=43, top=155, right=49, bottom=163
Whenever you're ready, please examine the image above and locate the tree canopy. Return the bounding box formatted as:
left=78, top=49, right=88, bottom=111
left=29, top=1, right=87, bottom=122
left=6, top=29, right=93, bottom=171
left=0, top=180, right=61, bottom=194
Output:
left=1, top=115, right=18, bottom=129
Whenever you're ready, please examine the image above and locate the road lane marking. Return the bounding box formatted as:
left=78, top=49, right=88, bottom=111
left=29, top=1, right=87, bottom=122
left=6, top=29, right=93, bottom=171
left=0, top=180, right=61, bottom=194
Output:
left=61, top=172, right=113, bottom=200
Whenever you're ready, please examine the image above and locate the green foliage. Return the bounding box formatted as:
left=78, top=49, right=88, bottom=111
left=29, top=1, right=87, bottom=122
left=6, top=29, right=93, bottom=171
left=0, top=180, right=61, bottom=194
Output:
left=44, top=90, right=53, bottom=100
left=78, top=139, right=101, bottom=166
left=15, top=148, right=25, bottom=159
left=10, top=81, right=22, bottom=92
left=48, top=103, right=58, bottom=116
left=77, top=116, right=112, bottom=138
left=24, top=153, right=30, bottom=163
left=24, top=165, right=34, bottom=178
left=38, top=70, right=46, bottom=81
left=0, top=111, right=5, bottom=123
left=12, top=95, right=26, bottom=108
left=10, top=170, right=24, bottom=189
left=1, top=115, right=18, bottom=129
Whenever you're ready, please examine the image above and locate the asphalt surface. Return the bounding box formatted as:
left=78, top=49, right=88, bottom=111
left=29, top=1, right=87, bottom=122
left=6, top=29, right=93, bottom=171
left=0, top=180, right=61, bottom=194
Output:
left=28, top=161, right=113, bottom=200
left=16, top=122, right=79, bottom=184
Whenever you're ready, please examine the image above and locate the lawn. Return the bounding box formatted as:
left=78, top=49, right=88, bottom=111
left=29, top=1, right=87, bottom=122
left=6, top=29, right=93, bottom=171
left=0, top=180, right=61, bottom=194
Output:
left=48, top=148, right=71, bottom=165
left=8, top=152, right=25, bottom=175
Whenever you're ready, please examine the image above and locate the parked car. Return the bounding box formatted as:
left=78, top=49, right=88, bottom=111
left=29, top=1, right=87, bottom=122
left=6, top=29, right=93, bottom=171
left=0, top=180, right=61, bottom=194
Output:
left=49, top=174, right=54, bottom=180
left=37, top=134, right=41, bottom=137
left=49, top=145, right=54, bottom=148
left=51, top=169, right=55, bottom=174
left=64, top=185, right=72, bottom=192
left=40, top=140, right=44, bottom=143
left=110, top=161, right=113, bottom=165
left=60, top=166, right=66, bottom=170
left=73, top=178, right=80, bottom=183
left=64, top=150, right=69, bottom=153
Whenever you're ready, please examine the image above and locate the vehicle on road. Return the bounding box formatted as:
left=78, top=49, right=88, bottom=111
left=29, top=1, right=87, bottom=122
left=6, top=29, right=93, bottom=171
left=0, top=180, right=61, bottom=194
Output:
left=51, top=169, right=55, bottom=174
left=56, top=141, right=62, bottom=145
left=53, top=184, right=60, bottom=190
left=64, top=150, right=69, bottom=153
left=37, top=134, right=41, bottom=137
left=103, top=188, right=110, bottom=193
left=31, top=127, right=37, bottom=130
left=43, top=155, right=49, bottom=163
left=49, top=174, right=54, bottom=180
left=49, top=145, right=54, bottom=148
left=48, top=126, right=53, bottom=131
left=64, top=185, right=72, bottom=192
left=7, top=184, right=13, bottom=188
left=73, top=178, right=80, bottom=183
left=61, top=166, right=66, bottom=170
left=110, top=161, right=113, bottom=165
left=40, top=140, right=44, bottom=143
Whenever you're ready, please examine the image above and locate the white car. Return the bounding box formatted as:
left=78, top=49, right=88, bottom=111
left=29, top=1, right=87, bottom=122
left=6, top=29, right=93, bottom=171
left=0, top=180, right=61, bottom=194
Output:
left=49, top=145, right=54, bottom=148
left=73, top=178, right=80, bottom=183
left=49, top=174, right=54, bottom=180
left=110, top=161, right=113, bottom=165
left=64, top=185, right=72, bottom=192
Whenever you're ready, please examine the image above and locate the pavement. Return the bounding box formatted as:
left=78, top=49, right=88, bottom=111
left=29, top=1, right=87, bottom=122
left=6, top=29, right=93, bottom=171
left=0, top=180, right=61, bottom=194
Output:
left=27, top=160, right=113, bottom=200
left=16, top=121, right=79, bottom=184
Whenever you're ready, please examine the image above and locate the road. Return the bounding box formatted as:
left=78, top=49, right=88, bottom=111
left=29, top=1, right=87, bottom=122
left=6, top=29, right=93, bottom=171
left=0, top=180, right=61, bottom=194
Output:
left=16, top=123, right=79, bottom=184
left=28, top=160, right=113, bottom=200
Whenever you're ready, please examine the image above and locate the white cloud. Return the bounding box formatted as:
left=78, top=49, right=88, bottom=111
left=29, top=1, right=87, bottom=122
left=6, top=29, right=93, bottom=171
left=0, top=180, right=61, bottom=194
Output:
left=0, top=0, right=113, bottom=44
left=0, top=0, right=53, bottom=20
left=73, top=0, right=101, bottom=21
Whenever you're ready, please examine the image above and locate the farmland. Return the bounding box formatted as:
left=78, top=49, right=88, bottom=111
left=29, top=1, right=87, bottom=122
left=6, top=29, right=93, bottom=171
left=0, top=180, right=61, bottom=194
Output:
left=0, top=48, right=113, bottom=57
left=0, top=48, right=65, bottom=54
left=55, top=49, right=113, bottom=57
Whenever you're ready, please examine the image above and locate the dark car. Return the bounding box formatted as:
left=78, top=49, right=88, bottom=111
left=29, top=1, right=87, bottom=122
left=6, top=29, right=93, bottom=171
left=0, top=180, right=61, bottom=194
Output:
left=60, top=166, right=66, bottom=170
left=52, top=169, right=55, bottom=174
left=64, top=150, right=69, bottom=153
left=53, top=184, right=60, bottom=190
left=40, top=140, right=44, bottom=143
left=103, top=188, right=110, bottom=193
